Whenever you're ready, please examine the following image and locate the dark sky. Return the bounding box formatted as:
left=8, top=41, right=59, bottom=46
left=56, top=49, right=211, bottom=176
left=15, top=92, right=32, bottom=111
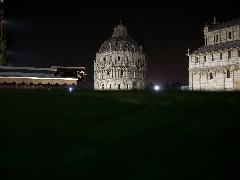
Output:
left=4, top=0, right=240, bottom=87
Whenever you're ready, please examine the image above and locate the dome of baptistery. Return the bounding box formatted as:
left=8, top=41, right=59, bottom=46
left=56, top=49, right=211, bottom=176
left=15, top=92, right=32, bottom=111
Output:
left=99, top=23, right=141, bottom=53
left=94, top=23, right=147, bottom=91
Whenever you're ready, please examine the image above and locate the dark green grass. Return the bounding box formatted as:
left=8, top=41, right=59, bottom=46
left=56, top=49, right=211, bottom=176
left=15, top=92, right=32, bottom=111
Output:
left=0, top=89, right=240, bottom=179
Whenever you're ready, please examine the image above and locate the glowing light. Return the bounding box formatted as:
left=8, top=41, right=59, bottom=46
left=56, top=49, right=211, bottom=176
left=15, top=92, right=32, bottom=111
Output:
left=154, top=85, right=161, bottom=91
left=68, top=87, right=73, bottom=92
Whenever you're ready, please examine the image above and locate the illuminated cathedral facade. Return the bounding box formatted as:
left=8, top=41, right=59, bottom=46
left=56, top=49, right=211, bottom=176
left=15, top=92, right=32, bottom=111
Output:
left=94, top=23, right=147, bottom=90
left=188, top=18, right=240, bottom=91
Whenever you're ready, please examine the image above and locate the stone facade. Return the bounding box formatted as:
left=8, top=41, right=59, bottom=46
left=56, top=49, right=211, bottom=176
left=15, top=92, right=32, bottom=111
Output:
left=94, top=23, right=146, bottom=90
left=188, top=18, right=240, bottom=91
left=0, top=0, right=6, bottom=66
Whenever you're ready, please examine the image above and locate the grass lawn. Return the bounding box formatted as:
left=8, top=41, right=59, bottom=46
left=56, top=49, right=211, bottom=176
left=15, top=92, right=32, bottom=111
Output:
left=0, top=89, right=240, bottom=179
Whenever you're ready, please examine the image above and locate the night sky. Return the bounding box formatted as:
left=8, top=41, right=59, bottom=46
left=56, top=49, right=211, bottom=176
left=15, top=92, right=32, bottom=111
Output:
left=4, top=0, right=239, bottom=87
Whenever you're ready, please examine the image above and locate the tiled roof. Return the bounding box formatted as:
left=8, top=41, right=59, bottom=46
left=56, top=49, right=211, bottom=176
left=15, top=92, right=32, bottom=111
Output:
left=209, top=18, right=240, bottom=31
left=192, top=40, right=240, bottom=54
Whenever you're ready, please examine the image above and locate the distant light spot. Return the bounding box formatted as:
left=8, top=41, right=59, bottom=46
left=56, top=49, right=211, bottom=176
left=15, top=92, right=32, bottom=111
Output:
left=154, top=85, right=161, bottom=91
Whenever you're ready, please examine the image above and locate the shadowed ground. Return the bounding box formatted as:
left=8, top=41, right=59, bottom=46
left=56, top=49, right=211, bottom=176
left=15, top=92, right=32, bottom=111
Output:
left=0, top=89, right=240, bottom=179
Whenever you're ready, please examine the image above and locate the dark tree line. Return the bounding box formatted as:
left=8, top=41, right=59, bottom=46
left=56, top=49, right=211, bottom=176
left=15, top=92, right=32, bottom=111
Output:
left=147, top=81, right=185, bottom=90
left=164, top=81, right=184, bottom=89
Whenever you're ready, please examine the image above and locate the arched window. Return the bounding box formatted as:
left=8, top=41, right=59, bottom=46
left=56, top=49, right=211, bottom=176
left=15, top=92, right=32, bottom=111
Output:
left=228, top=32, right=232, bottom=39
left=215, top=34, right=219, bottom=42
left=102, top=84, right=104, bottom=90
left=120, top=69, right=124, bottom=78
left=228, top=50, right=231, bottom=59
left=209, top=73, right=213, bottom=80
left=117, top=69, right=120, bottom=78
left=195, top=56, right=199, bottom=63
left=204, top=55, right=206, bottom=62
left=118, top=84, right=120, bottom=90
left=118, top=56, right=120, bottom=61
left=227, top=70, right=231, bottom=78
left=220, top=52, right=222, bottom=60
left=110, top=84, right=112, bottom=90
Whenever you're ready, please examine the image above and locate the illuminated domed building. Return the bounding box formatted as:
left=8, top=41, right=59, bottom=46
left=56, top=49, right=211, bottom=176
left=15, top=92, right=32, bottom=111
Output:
left=94, top=23, right=147, bottom=90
